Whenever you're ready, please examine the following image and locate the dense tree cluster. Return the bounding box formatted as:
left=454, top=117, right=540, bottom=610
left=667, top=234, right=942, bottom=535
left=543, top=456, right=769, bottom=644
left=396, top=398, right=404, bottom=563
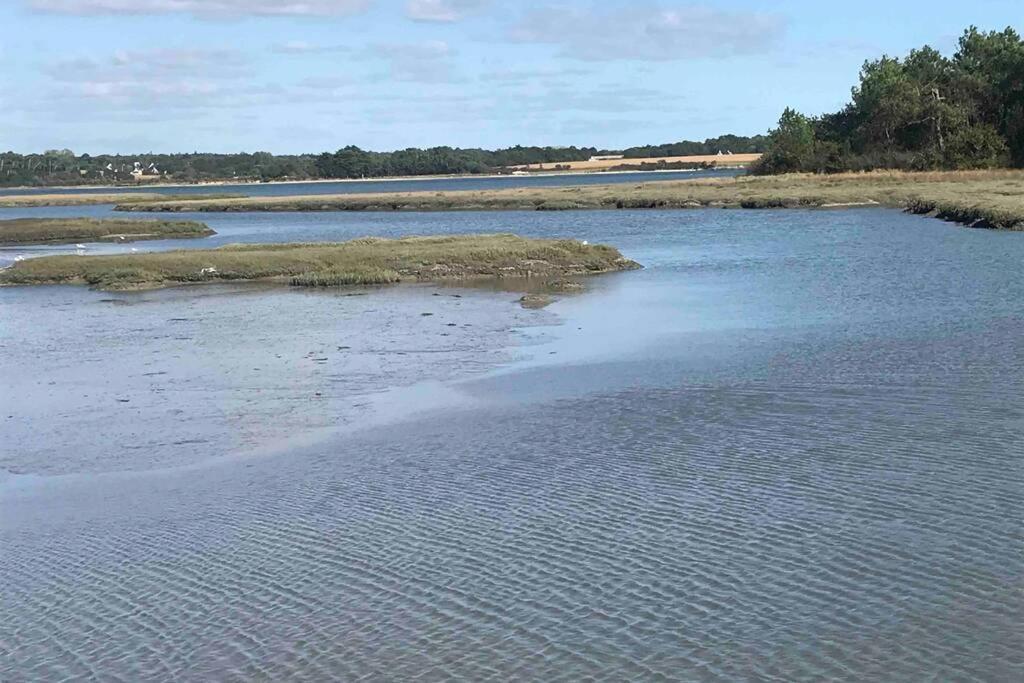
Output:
left=1, top=137, right=765, bottom=187
left=619, top=134, right=767, bottom=158
left=755, top=26, right=1024, bottom=174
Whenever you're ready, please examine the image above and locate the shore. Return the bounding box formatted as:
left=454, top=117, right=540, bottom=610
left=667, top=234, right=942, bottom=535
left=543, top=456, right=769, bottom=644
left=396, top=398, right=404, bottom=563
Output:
left=0, top=167, right=721, bottom=194
left=0, top=234, right=640, bottom=290
left=0, top=218, right=215, bottom=246
left=0, top=192, right=245, bottom=208
left=111, top=170, right=1024, bottom=230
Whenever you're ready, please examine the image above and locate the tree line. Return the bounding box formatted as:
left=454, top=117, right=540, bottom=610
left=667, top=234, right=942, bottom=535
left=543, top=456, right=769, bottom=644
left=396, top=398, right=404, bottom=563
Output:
left=0, top=137, right=767, bottom=187
left=755, top=26, right=1024, bottom=174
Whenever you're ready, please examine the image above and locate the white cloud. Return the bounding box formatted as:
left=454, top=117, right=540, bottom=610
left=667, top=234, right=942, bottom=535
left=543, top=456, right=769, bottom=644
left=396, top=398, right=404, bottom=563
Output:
left=271, top=41, right=350, bottom=54
left=510, top=3, right=785, bottom=61
left=47, top=48, right=247, bottom=81
left=369, top=41, right=458, bottom=82
left=406, top=0, right=487, bottom=23
left=40, top=48, right=254, bottom=111
left=29, top=0, right=372, bottom=18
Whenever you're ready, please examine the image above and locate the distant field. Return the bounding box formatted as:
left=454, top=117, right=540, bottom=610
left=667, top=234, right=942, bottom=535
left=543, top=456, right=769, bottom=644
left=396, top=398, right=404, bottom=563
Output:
left=507, top=153, right=762, bottom=172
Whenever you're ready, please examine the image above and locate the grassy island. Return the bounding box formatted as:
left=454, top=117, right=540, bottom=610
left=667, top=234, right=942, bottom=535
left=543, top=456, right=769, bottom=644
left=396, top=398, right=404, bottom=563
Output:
left=0, top=234, right=640, bottom=290
left=112, top=170, right=1024, bottom=230
left=0, top=192, right=245, bottom=208
left=0, top=218, right=216, bottom=246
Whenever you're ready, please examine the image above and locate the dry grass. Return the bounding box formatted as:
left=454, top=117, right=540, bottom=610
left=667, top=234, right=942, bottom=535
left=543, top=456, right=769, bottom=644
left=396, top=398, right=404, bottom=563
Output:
left=0, top=192, right=168, bottom=207
left=507, top=153, right=761, bottom=171
left=0, top=234, right=640, bottom=290
left=0, top=218, right=215, bottom=245
left=114, top=169, right=1024, bottom=229
left=0, top=192, right=245, bottom=208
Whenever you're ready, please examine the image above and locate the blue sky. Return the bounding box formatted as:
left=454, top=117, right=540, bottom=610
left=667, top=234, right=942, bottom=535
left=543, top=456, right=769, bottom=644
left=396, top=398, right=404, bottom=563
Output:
left=0, top=0, right=1019, bottom=154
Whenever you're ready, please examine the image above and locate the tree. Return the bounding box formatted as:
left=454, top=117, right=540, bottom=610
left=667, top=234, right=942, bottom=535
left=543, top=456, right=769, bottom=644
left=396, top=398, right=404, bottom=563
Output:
left=754, top=108, right=817, bottom=174
left=955, top=26, right=1024, bottom=165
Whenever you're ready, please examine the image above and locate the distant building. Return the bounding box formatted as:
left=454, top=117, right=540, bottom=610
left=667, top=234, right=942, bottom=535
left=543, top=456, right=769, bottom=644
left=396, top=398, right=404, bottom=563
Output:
left=589, top=155, right=624, bottom=162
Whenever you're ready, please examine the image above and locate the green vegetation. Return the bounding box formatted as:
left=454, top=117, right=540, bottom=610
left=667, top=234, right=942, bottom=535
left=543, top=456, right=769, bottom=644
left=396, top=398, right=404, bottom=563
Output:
left=0, top=135, right=767, bottom=187
left=0, top=234, right=640, bottom=290
left=0, top=218, right=215, bottom=245
left=755, top=26, right=1024, bottom=174
left=114, top=170, right=1024, bottom=230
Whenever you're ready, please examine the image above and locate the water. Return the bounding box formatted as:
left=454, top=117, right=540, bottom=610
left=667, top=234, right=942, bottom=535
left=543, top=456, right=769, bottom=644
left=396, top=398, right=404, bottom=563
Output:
left=0, top=167, right=739, bottom=197
left=2, top=208, right=1022, bottom=681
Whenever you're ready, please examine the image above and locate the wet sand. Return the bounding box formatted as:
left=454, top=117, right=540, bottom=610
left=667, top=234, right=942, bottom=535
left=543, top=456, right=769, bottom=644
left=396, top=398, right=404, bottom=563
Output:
left=0, top=282, right=560, bottom=477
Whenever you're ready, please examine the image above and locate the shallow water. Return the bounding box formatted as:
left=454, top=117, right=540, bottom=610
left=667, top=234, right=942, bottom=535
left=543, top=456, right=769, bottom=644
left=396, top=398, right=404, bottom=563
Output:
left=2, top=208, right=1023, bottom=681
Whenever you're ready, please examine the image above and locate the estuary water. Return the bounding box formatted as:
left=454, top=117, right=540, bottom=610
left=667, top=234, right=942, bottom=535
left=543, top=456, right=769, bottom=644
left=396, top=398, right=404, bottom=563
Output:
left=2, top=207, right=1022, bottom=681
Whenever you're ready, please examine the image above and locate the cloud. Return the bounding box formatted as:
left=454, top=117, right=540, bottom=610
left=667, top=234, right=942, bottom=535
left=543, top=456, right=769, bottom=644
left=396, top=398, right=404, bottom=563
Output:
left=406, top=0, right=487, bottom=23
left=510, top=3, right=785, bottom=61
left=47, top=48, right=248, bottom=81
left=271, top=41, right=350, bottom=54
left=39, top=48, right=256, bottom=111
left=368, top=41, right=459, bottom=82
left=29, top=0, right=372, bottom=18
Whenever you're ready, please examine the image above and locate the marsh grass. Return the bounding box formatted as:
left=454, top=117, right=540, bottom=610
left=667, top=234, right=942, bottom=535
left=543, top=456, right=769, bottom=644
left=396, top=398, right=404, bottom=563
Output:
left=0, top=234, right=640, bottom=290
left=116, top=170, right=1024, bottom=229
left=0, top=192, right=244, bottom=208
left=0, top=218, right=215, bottom=245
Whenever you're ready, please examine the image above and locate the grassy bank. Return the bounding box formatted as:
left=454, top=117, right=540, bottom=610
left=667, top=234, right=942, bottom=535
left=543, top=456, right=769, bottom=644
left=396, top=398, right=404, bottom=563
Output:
left=0, top=192, right=245, bottom=208
left=115, top=170, right=1024, bottom=230
left=0, top=218, right=215, bottom=245
left=0, top=234, right=640, bottom=290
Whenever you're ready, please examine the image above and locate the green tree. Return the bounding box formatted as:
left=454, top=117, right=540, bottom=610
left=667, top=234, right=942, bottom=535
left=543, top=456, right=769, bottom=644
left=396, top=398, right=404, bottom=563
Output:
left=755, top=108, right=817, bottom=174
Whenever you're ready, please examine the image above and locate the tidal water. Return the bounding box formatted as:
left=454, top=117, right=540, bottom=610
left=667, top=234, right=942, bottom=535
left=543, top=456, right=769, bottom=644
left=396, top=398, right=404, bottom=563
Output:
left=2, top=208, right=1022, bottom=681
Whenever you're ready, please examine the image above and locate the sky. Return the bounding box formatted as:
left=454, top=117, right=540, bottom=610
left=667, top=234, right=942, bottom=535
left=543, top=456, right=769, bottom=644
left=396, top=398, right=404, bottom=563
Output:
left=0, top=0, right=1019, bottom=154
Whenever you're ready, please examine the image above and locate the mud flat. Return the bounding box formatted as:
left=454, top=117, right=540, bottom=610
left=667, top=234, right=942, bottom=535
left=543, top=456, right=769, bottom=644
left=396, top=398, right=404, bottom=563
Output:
left=0, top=218, right=215, bottom=246
left=0, top=234, right=640, bottom=290
left=115, top=170, right=1024, bottom=230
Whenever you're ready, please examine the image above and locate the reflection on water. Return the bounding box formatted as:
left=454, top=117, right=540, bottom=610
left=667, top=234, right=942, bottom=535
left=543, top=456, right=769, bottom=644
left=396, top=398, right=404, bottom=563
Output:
left=2, top=208, right=1023, bottom=680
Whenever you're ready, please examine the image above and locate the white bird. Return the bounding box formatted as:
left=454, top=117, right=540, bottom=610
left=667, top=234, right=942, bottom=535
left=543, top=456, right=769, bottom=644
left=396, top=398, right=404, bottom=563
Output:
left=75, top=244, right=87, bottom=250
left=14, top=255, right=26, bottom=262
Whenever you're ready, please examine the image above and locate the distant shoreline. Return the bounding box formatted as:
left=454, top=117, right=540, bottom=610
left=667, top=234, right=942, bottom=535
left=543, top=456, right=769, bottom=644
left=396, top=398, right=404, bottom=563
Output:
left=0, top=166, right=746, bottom=193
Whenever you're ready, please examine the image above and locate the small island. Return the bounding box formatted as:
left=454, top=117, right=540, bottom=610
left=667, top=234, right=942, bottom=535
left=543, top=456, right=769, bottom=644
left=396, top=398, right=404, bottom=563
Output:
left=0, top=234, right=640, bottom=291
left=0, top=218, right=216, bottom=246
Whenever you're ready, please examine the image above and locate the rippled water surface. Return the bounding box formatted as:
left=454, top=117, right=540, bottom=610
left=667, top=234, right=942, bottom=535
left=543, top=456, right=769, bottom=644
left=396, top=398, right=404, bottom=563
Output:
left=2, top=208, right=1023, bottom=681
